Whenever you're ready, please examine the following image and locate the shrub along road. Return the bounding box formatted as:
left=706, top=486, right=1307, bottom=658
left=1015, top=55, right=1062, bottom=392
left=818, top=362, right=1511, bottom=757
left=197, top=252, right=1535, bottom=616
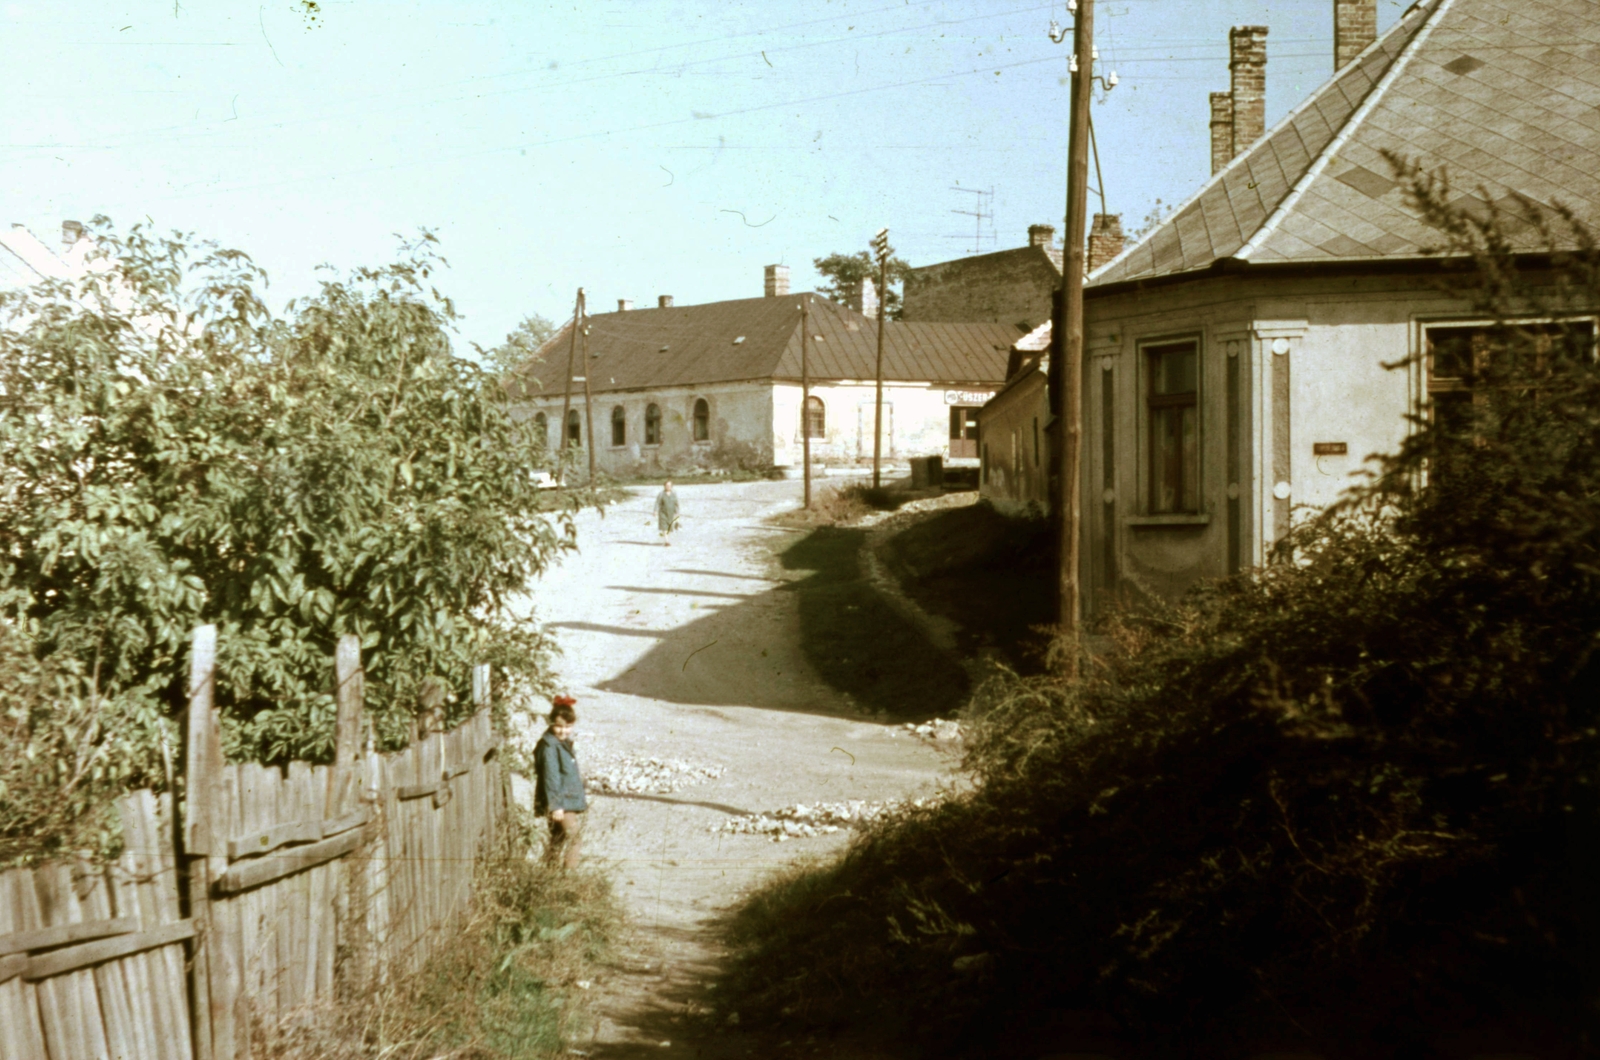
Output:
left=519, top=478, right=958, bottom=1058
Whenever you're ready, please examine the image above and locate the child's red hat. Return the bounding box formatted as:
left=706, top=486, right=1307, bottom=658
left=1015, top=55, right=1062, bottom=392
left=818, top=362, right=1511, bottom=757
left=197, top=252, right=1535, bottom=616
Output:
left=552, top=695, right=577, bottom=707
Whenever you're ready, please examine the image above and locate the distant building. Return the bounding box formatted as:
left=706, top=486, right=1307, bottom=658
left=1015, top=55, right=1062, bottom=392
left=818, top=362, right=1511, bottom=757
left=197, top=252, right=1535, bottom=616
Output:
left=0, top=220, right=91, bottom=286
left=977, top=323, right=1050, bottom=515
left=509, top=266, right=1021, bottom=478
left=901, top=224, right=1061, bottom=331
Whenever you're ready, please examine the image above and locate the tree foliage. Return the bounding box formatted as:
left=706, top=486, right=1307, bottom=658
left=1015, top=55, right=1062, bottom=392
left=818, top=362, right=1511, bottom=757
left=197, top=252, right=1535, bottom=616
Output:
left=480, top=313, right=558, bottom=379
left=721, top=173, right=1600, bottom=1055
left=812, top=250, right=912, bottom=319
left=0, top=220, right=578, bottom=772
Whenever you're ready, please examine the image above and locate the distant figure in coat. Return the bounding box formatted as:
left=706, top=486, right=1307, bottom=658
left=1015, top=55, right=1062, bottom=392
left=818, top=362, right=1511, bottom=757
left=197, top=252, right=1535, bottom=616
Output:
left=654, top=481, right=681, bottom=546
left=535, top=696, right=587, bottom=869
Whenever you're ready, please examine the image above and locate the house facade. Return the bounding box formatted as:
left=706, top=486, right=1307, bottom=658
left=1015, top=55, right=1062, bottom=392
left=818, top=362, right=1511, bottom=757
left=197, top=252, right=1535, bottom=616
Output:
left=979, top=0, right=1600, bottom=611
left=509, top=269, right=1020, bottom=478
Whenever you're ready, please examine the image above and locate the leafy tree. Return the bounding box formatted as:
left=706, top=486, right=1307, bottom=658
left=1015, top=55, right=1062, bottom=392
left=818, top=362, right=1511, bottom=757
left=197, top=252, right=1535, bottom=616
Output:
left=813, top=250, right=912, bottom=319
left=0, top=220, right=579, bottom=767
left=480, top=313, right=558, bottom=378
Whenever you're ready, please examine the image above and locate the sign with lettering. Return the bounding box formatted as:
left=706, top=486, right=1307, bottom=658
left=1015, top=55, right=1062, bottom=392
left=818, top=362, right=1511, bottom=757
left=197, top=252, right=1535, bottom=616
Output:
left=1312, top=442, right=1348, bottom=455
left=944, top=390, right=996, bottom=406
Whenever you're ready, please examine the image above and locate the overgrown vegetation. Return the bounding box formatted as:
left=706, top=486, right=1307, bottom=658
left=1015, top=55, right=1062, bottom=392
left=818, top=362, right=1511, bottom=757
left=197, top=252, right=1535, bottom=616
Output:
left=1, top=220, right=585, bottom=862
left=718, top=175, right=1600, bottom=1056
left=770, top=480, right=913, bottom=530
left=260, top=809, right=623, bottom=1059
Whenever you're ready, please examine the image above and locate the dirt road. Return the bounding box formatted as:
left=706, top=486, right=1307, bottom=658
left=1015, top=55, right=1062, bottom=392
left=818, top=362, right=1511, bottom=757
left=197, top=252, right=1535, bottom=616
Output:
left=523, top=479, right=954, bottom=1057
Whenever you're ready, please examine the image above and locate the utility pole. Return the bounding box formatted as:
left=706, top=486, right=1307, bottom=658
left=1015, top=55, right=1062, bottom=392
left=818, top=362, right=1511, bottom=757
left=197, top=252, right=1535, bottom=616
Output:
left=800, top=295, right=812, bottom=510
left=580, top=312, right=596, bottom=485
left=557, top=287, right=582, bottom=487
left=1051, top=0, right=1094, bottom=652
left=871, top=227, right=891, bottom=489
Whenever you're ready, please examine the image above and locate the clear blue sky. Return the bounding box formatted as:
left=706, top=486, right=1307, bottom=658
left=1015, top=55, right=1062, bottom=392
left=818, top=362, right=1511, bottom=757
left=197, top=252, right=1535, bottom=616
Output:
left=3, top=0, right=1406, bottom=354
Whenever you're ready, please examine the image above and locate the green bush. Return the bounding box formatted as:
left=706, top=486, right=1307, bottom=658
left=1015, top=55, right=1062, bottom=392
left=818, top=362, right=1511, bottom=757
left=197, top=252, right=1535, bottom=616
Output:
left=0, top=221, right=581, bottom=770
left=717, top=174, right=1600, bottom=1055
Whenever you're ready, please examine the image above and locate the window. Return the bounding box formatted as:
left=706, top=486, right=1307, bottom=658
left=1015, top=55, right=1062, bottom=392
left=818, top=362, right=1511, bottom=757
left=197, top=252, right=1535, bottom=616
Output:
left=611, top=405, right=627, bottom=447
left=534, top=411, right=547, bottom=447
left=1426, top=320, right=1596, bottom=458
left=1146, top=340, right=1199, bottom=513
left=645, top=403, right=661, bottom=445
left=566, top=408, right=582, bottom=447
left=692, top=398, right=710, bottom=442
left=803, top=396, right=826, bottom=439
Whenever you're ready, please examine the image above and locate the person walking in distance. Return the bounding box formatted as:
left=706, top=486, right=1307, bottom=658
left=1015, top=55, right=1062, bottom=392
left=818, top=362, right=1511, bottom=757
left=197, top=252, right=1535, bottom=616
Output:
left=535, top=696, right=587, bottom=868
left=654, top=480, right=681, bottom=546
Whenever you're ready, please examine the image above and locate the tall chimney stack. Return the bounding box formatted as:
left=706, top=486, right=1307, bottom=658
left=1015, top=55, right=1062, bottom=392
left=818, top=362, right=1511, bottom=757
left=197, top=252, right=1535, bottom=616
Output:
left=1086, top=214, right=1125, bottom=273
left=617, top=298, right=633, bottom=312
left=658, top=295, right=674, bottom=308
left=764, top=264, right=790, bottom=298
left=1027, top=224, right=1056, bottom=248
left=1334, top=0, right=1377, bottom=69
left=1229, top=26, right=1268, bottom=158
left=846, top=276, right=879, bottom=317
left=1209, top=93, right=1235, bottom=175
left=62, top=220, right=85, bottom=247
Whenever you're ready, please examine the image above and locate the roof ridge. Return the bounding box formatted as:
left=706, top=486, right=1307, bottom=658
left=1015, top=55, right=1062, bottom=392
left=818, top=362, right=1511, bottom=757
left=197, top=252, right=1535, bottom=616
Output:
left=1237, top=0, right=1456, bottom=261
left=1087, top=0, right=1444, bottom=284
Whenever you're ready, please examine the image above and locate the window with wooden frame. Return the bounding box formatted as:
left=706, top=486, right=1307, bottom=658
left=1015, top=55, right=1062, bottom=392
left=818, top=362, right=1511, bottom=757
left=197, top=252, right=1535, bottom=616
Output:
left=610, top=405, right=627, bottom=447
left=1145, top=339, right=1200, bottom=513
left=644, top=403, right=662, bottom=446
left=565, top=408, right=582, bottom=447
left=1426, top=320, right=1597, bottom=450
left=534, top=411, right=547, bottom=447
left=692, top=398, right=710, bottom=442
left=803, top=396, right=826, bottom=439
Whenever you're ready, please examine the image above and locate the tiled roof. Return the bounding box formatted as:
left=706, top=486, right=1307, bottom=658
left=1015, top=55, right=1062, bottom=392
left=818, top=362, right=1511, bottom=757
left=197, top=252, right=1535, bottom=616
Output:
left=1091, top=0, right=1600, bottom=287
left=512, top=294, right=1019, bottom=397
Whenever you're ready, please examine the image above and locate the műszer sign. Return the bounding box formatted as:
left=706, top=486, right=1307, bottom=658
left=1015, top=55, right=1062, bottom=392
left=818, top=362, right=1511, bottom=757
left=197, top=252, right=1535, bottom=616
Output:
left=943, top=390, right=995, bottom=406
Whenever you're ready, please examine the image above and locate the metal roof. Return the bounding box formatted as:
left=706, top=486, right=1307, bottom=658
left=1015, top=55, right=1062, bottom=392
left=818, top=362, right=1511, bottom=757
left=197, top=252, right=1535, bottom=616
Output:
left=512, top=294, right=1020, bottom=397
left=1091, top=0, right=1600, bottom=287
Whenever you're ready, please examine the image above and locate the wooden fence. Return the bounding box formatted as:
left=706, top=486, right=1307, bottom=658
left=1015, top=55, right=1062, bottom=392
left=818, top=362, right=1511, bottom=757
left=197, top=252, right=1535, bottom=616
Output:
left=0, top=626, right=510, bottom=1060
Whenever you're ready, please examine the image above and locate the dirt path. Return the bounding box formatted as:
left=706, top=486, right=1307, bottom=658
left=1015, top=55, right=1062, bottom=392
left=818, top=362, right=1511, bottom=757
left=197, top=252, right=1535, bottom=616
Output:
left=522, top=479, right=954, bottom=1058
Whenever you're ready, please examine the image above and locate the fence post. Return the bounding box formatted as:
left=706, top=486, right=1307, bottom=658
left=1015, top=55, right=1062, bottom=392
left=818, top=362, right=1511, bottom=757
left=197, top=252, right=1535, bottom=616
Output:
left=182, top=624, right=225, bottom=1060
left=331, top=635, right=375, bottom=998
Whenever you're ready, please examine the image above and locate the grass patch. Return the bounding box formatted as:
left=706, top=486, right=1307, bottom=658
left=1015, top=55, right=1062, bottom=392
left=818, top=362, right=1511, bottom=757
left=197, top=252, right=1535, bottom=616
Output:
left=260, top=807, right=623, bottom=1059
left=770, top=481, right=922, bottom=530
left=777, top=526, right=967, bottom=719
left=882, top=502, right=1054, bottom=670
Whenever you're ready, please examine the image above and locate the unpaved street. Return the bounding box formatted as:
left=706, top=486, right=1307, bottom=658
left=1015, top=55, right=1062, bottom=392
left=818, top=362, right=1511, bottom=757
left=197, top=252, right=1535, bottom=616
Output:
left=521, top=479, right=954, bottom=1057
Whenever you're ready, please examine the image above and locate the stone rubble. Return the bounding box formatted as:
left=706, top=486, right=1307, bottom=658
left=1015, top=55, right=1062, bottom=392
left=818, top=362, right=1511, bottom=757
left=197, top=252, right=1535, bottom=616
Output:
left=903, top=717, right=962, bottom=742
left=585, top=755, right=726, bottom=796
left=715, top=798, right=930, bottom=842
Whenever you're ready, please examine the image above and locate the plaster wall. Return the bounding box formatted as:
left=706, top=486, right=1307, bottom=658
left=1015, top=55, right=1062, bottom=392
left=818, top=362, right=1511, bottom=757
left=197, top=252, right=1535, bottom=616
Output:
left=977, top=370, right=1048, bottom=515
left=902, top=246, right=1060, bottom=330
left=771, top=381, right=997, bottom=467
left=1084, top=269, right=1478, bottom=609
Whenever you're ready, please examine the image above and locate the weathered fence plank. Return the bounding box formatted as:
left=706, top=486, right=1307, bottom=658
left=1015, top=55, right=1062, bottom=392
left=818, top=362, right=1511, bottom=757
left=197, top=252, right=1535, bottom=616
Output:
left=0, top=870, right=49, bottom=1060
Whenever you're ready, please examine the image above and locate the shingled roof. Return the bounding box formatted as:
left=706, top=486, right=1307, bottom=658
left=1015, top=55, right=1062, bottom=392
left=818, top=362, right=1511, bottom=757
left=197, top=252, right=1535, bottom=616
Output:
left=512, top=294, right=1020, bottom=397
left=1091, top=0, right=1600, bottom=288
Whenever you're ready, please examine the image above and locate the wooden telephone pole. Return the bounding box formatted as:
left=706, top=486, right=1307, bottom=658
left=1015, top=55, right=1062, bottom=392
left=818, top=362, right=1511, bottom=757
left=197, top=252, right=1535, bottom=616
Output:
left=557, top=288, right=582, bottom=487
left=871, top=228, right=891, bottom=489
left=580, top=315, right=596, bottom=484
left=801, top=296, right=812, bottom=509
left=1051, top=0, right=1094, bottom=644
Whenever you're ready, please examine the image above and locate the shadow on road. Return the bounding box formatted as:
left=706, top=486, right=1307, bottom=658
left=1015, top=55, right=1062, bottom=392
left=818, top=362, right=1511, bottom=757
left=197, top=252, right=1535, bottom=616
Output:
left=590, top=525, right=968, bottom=721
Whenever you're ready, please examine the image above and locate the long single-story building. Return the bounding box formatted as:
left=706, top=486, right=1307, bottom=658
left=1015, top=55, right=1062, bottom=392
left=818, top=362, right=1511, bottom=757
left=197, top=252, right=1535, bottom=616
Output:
left=508, top=267, right=1021, bottom=477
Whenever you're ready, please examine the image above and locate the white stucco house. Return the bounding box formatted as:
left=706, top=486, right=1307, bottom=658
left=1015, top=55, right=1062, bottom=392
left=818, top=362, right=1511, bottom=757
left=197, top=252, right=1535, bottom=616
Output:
left=979, top=0, right=1600, bottom=611
left=508, top=268, right=1021, bottom=478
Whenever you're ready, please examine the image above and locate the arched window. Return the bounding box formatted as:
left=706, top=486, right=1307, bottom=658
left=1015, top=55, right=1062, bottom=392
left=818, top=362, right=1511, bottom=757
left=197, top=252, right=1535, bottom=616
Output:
left=534, top=411, right=548, bottom=448
left=611, top=405, right=627, bottom=447
left=644, top=403, right=662, bottom=445
left=803, top=395, right=825, bottom=439
left=692, top=398, right=710, bottom=442
left=566, top=408, right=582, bottom=447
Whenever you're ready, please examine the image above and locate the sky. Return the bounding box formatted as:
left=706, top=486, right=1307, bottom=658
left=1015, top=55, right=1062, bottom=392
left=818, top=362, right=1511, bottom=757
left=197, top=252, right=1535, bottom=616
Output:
left=3, top=0, right=1409, bottom=355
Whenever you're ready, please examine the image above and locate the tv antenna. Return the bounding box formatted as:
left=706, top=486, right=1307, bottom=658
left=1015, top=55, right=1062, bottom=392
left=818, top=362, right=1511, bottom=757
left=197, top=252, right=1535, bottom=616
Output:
left=948, top=185, right=995, bottom=254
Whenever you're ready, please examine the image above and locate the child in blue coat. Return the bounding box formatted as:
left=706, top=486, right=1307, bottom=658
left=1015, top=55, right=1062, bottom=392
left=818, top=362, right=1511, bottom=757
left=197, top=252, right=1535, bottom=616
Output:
left=534, top=695, right=588, bottom=868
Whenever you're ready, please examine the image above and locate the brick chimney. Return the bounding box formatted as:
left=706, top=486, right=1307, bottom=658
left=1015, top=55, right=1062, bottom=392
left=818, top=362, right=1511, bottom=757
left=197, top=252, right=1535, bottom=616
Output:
left=1027, top=224, right=1056, bottom=248
left=617, top=298, right=633, bottom=312
left=61, top=220, right=85, bottom=247
left=764, top=264, right=790, bottom=298
left=1334, top=0, right=1377, bottom=69
left=846, top=276, right=879, bottom=317
left=1209, top=92, right=1234, bottom=175
left=658, top=295, right=674, bottom=308
left=1229, top=26, right=1268, bottom=157
left=1086, top=214, right=1125, bottom=273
